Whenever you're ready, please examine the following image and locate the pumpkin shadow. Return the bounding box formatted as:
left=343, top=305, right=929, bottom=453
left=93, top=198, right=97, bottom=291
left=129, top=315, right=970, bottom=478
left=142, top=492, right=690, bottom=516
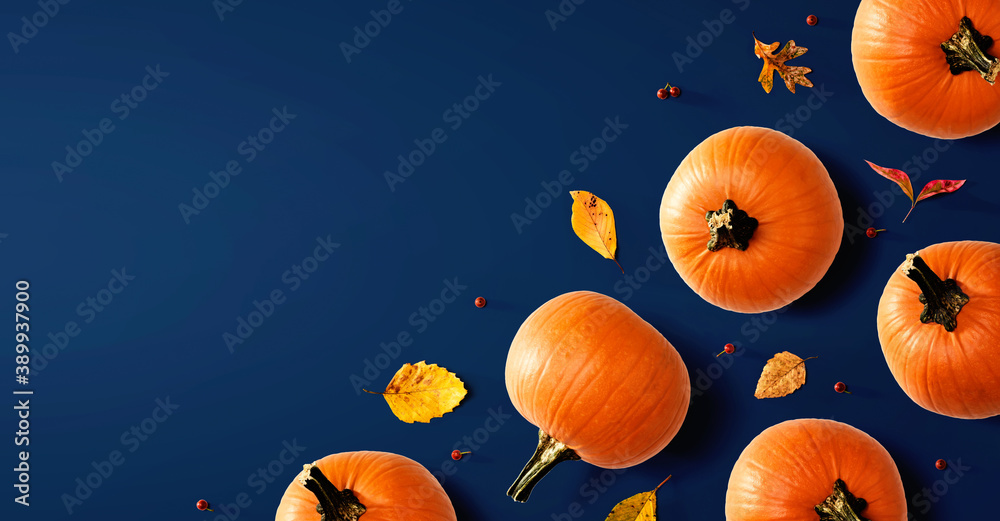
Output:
left=652, top=374, right=731, bottom=462
left=786, top=152, right=870, bottom=313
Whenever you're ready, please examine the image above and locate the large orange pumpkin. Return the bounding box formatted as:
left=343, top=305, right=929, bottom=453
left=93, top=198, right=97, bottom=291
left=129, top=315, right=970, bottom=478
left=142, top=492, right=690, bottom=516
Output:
left=275, top=451, right=456, bottom=521
left=504, top=291, right=689, bottom=502
left=877, top=241, right=1000, bottom=419
left=726, top=419, right=907, bottom=521
left=659, top=126, right=843, bottom=314
left=852, top=0, right=1000, bottom=138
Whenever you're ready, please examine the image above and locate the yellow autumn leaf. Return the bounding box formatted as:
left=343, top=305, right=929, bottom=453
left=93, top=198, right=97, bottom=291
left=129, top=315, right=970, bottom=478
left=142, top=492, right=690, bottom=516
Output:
left=754, top=351, right=817, bottom=399
left=364, top=361, right=467, bottom=423
left=605, top=476, right=672, bottom=521
left=570, top=190, right=623, bottom=273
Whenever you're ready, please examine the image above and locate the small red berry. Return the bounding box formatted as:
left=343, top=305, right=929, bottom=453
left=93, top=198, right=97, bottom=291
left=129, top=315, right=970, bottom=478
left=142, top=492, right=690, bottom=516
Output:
left=866, top=227, right=886, bottom=238
left=936, top=459, right=947, bottom=470
left=196, top=500, right=213, bottom=511
left=657, top=88, right=668, bottom=99
left=807, top=15, right=818, bottom=26
left=669, top=86, right=681, bottom=97
left=834, top=382, right=848, bottom=393
left=475, top=297, right=486, bottom=308
left=452, top=450, right=471, bottom=460
left=716, top=343, right=736, bottom=357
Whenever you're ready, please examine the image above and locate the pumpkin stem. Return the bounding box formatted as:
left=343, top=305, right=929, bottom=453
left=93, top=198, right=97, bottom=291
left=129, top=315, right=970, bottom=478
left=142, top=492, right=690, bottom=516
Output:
left=900, top=253, right=969, bottom=332
left=706, top=199, right=758, bottom=252
left=941, top=16, right=1000, bottom=84
left=299, top=463, right=367, bottom=521
left=814, top=479, right=870, bottom=521
left=506, top=429, right=581, bottom=503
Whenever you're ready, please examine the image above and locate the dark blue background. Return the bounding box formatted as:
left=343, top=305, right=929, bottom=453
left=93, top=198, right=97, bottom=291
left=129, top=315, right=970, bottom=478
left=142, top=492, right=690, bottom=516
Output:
left=3, top=0, right=997, bottom=519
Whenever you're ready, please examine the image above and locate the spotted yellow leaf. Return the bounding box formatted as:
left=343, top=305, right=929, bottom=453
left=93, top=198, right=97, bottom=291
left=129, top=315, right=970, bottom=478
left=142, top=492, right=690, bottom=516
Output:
left=570, top=190, right=623, bottom=273
left=754, top=351, right=817, bottom=399
left=604, top=476, right=672, bottom=521
left=364, top=361, right=467, bottom=423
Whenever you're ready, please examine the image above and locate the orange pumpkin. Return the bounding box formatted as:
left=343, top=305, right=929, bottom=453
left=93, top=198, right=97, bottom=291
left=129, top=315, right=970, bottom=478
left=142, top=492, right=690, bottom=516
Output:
left=275, top=451, right=456, bottom=521
left=726, top=419, right=907, bottom=521
left=877, top=241, right=1000, bottom=419
left=504, top=291, right=689, bottom=502
left=852, top=0, right=1000, bottom=138
left=659, top=126, right=843, bottom=314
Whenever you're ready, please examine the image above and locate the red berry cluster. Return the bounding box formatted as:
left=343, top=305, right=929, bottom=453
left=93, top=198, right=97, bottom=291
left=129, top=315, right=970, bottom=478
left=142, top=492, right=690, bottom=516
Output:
left=657, top=85, right=682, bottom=99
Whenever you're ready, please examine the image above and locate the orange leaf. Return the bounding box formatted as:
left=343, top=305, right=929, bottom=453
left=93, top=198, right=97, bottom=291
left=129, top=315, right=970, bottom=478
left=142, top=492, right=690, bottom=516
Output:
left=754, top=351, right=815, bottom=399
left=753, top=33, right=813, bottom=93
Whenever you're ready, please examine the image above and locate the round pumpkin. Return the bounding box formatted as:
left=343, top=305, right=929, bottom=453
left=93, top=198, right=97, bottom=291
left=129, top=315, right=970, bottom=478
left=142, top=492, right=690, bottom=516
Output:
left=852, top=0, right=1000, bottom=139
left=504, top=291, right=689, bottom=502
left=659, top=126, right=843, bottom=314
left=877, top=241, right=1000, bottom=419
left=726, top=419, right=906, bottom=521
left=275, top=451, right=456, bottom=521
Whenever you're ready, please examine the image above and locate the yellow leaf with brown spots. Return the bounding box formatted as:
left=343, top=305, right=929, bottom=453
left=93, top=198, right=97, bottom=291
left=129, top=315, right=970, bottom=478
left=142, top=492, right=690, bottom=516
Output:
left=754, top=351, right=817, bottom=399
left=365, top=361, right=467, bottom=423
left=604, top=476, right=671, bottom=521
left=570, top=190, right=623, bottom=273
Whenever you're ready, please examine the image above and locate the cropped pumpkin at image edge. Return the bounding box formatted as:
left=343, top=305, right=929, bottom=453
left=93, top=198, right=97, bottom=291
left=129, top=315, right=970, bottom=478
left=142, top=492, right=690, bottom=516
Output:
left=852, top=0, right=1000, bottom=138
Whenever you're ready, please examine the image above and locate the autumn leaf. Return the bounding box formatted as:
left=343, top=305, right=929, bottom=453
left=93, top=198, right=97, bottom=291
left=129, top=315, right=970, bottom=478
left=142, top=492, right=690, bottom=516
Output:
left=866, top=161, right=965, bottom=222
left=753, top=33, right=813, bottom=93
left=754, top=351, right=816, bottom=399
left=604, top=476, right=672, bottom=521
left=364, top=361, right=467, bottom=423
left=570, top=190, right=623, bottom=273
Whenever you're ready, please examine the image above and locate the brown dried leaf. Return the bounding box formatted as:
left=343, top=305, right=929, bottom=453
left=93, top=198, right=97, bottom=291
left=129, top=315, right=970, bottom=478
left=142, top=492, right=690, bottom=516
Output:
left=753, top=33, right=813, bottom=93
left=754, top=351, right=815, bottom=399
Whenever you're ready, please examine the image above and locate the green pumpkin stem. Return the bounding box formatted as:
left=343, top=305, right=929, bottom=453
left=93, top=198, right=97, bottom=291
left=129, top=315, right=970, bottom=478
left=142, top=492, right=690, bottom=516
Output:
left=299, top=463, right=367, bottom=521
left=901, top=253, right=969, bottom=332
left=706, top=199, right=758, bottom=252
left=941, top=16, right=1000, bottom=84
left=814, top=479, right=870, bottom=521
left=507, top=429, right=581, bottom=503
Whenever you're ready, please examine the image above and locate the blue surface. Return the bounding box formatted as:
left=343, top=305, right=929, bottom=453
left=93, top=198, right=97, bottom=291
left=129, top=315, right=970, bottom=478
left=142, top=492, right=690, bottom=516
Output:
left=3, top=0, right=998, bottom=520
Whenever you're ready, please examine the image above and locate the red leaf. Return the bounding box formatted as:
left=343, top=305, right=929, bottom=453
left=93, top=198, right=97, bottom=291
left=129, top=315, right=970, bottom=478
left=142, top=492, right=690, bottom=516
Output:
left=866, top=160, right=914, bottom=203
left=915, top=179, right=966, bottom=202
